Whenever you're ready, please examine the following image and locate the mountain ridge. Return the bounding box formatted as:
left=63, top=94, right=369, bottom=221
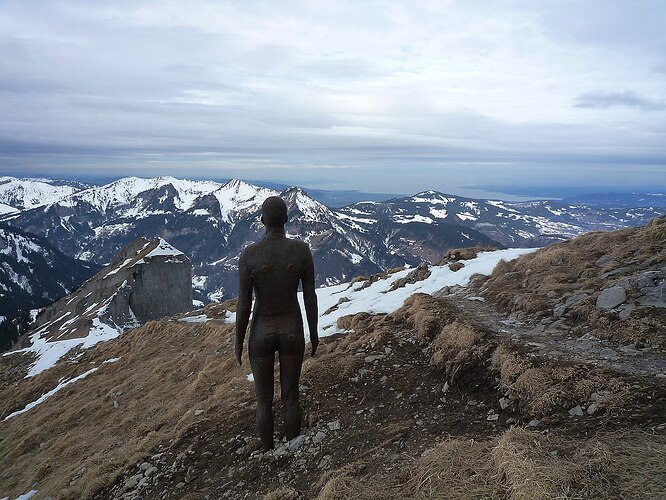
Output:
left=1, top=176, right=663, bottom=304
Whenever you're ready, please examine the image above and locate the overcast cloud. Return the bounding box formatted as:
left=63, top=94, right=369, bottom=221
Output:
left=0, top=0, right=665, bottom=195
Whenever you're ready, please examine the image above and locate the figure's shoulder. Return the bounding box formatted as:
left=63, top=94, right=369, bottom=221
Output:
left=287, top=237, right=310, bottom=252
left=240, top=241, right=262, bottom=259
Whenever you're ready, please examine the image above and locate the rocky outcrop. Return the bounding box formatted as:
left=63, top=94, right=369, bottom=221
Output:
left=28, top=237, right=192, bottom=344
left=479, top=215, right=666, bottom=346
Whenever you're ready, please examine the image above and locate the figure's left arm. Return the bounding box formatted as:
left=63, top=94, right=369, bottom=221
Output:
left=302, top=246, right=319, bottom=356
left=235, top=253, right=252, bottom=365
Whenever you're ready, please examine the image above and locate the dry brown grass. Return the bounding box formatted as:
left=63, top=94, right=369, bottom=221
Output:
left=392, top=293, right=458, bottom=342
left=448, top=262, right=465, bottom=272
left=490, top=345, right=532, bottom=384
left=436, top=245, right=500, bottom=266
left=0, top=304, right=252, bottom=499
left=482, top=216, right=666, bottom=345
left=492, top=427, right=612, bottom=499
left=306, top=427, right=666, bottom=500
left=430, top=321, right=492, bottom=381
left=490, top=342, right=637, bottom=416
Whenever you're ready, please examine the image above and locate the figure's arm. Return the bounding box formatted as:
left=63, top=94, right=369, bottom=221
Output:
left=235, top=253, right=252, bottom=365
left=302, top=247, right=319, bottom=356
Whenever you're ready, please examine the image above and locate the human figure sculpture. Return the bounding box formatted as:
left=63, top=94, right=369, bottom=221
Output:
left=235, top=196, right=319, bottom=451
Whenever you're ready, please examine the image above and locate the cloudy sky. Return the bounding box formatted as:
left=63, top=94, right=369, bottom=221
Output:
left=1, top=0, right=665, bottom=197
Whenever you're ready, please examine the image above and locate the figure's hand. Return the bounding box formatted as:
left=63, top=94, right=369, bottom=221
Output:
left=310, top=336, right=319, bottom=357
left=235, top=342, right=243, bottom=365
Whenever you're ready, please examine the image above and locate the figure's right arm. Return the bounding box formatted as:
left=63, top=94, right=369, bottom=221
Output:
left=235, top=252, right=252, bottom=365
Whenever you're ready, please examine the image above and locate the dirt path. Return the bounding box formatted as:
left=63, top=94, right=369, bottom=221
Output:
left=447, top=289, right=666, bottom=380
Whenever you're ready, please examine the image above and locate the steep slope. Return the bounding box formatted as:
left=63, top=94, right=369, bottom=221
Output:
left=0, top=224, right=99, bottom=318
left=9, top=237, right=192, bottom=377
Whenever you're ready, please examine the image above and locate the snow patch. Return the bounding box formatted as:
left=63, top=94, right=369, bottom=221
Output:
left=145, top=238, right=184, bottom=258
left=178, top=314, right=210, bottom=323
left=4, top=318, right=121, bottom=377
left=298, top=248, right=536, bottom=339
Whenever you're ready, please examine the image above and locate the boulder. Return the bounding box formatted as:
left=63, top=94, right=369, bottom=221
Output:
left=596, top=286, right=627, bottom=310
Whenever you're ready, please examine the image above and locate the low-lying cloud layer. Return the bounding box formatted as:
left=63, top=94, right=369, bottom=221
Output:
left=0, top=0, right=665, bottom=194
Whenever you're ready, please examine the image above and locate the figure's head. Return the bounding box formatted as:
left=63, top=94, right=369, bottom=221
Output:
left=261, top=196, right=288, bottom=228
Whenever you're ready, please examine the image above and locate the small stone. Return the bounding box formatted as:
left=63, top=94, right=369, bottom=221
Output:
left=364, top=355, right=385, bottom=363
left=466, top=296, right=485, bottom=302
left=618, top=304, right=636, bottom=320
left=124, top=477, right=139, bottom=490
left=327, top=420, right=341, bottom=431
left=599, top=348, right=618, bottom=359
left=313, top=431, right=326, bottom=444
left=287, top=435, right=306, bottom=452
left=505, top=418, right=516, bottom=425
left=499, top=397, right=511, bottom=410
left=274, top=445, right=289, bottom=457
left=318, top=455, right=332, bottom=469
left=194, top=409, right=205, bottom=416
left=587, top=403, right=599, bottom=415
left=568, top=405, right=584, bottom=417
left=380, top=375, right=388, bottom=383
left=546, top=290, right=558, bottom=299
left=442, top=382, right=449, bottom=393
left=553, top=303, right=568, bottom=318
left=145, top=466, right=158, bottom=477
left=528, top=419, right=541, bottom=427
left=299, top=385, right=309, bottom=392
left=176, top=482, right=185, bottom=489
left=486, top=414, right=499, bottom=421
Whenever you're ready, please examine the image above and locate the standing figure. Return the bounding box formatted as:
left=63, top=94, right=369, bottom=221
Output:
left=235, top=196, right=319, bottom=451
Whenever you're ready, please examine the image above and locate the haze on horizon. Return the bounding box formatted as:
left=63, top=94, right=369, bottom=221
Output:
left=0, top=0, right=665, bottom=197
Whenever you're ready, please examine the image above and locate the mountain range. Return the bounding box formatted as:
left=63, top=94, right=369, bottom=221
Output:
left=0, top=176, right=663, bottom=305
left=0, top=223, right=99, bottom=317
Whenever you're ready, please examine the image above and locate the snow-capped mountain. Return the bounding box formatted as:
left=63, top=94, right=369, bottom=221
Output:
left=340, top=190, right=662, bottom=247
left=2, top=176, right=662, bottom=303
left=0, top=224, right=99, bottom=317
left=0, top=176, right=90, bottom=213
left=1, top=177, right=496, bottom=300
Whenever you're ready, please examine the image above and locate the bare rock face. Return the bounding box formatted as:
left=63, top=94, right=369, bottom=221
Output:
left=29, top=238, right=192, bottom=343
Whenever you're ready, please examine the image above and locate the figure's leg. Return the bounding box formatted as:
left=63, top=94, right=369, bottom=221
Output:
left=278, top=333, right=305, bottom=441
left=250, top=355, right=275, bottom=451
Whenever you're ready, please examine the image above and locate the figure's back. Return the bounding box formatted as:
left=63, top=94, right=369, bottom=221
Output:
left=242, top=237, right=309, bottom=317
